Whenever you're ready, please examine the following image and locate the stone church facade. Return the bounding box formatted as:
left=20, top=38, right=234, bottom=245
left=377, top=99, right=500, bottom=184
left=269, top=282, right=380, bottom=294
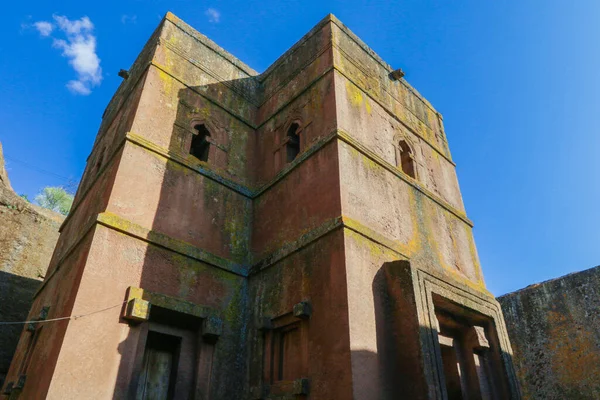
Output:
left=2, top=13, right=520, bottom=399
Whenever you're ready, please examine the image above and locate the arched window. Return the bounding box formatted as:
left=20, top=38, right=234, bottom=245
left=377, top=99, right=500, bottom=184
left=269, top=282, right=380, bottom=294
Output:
left=398, top=140, right=416, bottom=178
left=190, top=124, right=211, bottom=162
left=286, top=123, right=300, bottom=163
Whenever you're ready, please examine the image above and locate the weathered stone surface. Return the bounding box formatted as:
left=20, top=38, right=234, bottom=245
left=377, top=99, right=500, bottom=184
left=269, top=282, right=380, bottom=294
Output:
left=0, top=143, right=12, bottom=192
left=0, top=142, right=63, bottom=387
left=3, top=13, right=519, bottom=399
left=499, top=266, right=600, bottom=400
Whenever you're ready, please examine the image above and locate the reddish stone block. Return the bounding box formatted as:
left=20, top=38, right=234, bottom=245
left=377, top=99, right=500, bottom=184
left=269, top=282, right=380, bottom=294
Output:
left=1, top=12, right=520, bottom=400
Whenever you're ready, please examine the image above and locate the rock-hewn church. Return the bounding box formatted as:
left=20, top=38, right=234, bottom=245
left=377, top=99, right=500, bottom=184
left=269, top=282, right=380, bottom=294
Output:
left=2, top=13, right=520, bottom=399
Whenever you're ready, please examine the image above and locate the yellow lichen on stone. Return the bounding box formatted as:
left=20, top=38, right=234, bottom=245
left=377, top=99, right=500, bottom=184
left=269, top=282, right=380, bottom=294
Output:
left=345, top=228, right=401, bottom=262
left=547, top=309, right=600, bottom=386
left=467, top=230, right=485, bottom=285
left=345, top=80, right=371, bottom=114
left=404, top=189, right=421, bottom=256
left=157, top=68, right=174, bottom=99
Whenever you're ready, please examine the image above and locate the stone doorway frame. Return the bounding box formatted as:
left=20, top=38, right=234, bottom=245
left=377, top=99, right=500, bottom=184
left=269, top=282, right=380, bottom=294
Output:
left=379, top=260, right=521, bottom=399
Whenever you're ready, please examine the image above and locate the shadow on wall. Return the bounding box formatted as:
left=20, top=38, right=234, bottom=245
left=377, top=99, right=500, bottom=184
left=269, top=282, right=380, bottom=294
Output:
left=100, top=68, right=523, bottom=399
left=111, top=78, right=256, bottom=399
left=106, top=75, right=519, bottom=398
left=349, top=263, right=432, bottom=399
left=0, top=271, right=43, bottom=387
left=362, top=262, right=518, bottom=400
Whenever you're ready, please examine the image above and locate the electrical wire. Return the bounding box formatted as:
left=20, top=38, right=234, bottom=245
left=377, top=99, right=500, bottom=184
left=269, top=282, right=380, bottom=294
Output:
left=0, top=301, right=127, bottom=326
left=4, top=155, right=76, bottom=182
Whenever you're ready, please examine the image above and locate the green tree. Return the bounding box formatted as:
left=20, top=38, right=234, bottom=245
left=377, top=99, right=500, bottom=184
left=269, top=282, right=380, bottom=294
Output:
left=19, top=194, right=29, bottom=202
left=35, top=186, right=74, bottom=215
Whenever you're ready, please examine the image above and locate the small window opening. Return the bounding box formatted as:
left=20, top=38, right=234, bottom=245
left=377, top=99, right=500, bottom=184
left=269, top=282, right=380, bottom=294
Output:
left=190, top=124, right=211, bottom=162
left=398, top=140, right=416, bottom=178
left=286, top=123, right=300, bottom=163
left=136, top=331, right=181, bottom=400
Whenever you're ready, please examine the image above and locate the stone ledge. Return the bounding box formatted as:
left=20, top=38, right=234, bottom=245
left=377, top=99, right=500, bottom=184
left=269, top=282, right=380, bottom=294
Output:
left=126, top=132, right=254, bottom=198
left=158, top=39, right=260, bottom=107
left=61, top=126, right=472, bottom=250
left=125, top=128, right=470, bottom=226
left=329, top=15, right=439, bottom=116
left=150, top=54, right=334, bottom=130
left=336, top=130, right=470, bottom=225
left=333, top=67, right=453, bottom=164
left=59, top=137, right=128, bottom=233
left=164, top=12, right=259, bottom=77
left=259, top=13, right=334, bottom=82
left=150, top=61, right=257, bottom=129
left=97, top=212, right=247, bottom=276
left=124, top=286, right=220, bottom=322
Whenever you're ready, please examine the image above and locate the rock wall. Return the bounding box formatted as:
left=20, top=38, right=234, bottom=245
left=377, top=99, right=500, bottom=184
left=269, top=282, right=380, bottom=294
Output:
left=498, top=266, right=600, bottom=400
left=0, top=144, right=12, bottom=192
left=0, top=14, right=521, bottom=399
left=0, top=143, right=63, bottom=386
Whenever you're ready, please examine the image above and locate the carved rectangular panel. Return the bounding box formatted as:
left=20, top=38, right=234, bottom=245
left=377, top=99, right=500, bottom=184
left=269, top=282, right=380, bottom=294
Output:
left=374, top=260, right=521, bottom=399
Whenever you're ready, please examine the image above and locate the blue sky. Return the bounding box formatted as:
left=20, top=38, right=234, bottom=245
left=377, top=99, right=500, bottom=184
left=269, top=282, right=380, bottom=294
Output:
left=1, top=0, right=599, bottom=295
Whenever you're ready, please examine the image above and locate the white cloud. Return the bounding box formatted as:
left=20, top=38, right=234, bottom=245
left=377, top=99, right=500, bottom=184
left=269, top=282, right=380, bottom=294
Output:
left=33, top=21, right=53, bottom=37
left=52, top=36, right=102, bottom=85
left=31, top=15, right=102, bottom=95
left=205, top=8, right=220, bottom=23
left=53, top=15, right=93, bottom=36
left=66, top=80, right=91, bottom=95
left=121, top=15, right=137, bottom=24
